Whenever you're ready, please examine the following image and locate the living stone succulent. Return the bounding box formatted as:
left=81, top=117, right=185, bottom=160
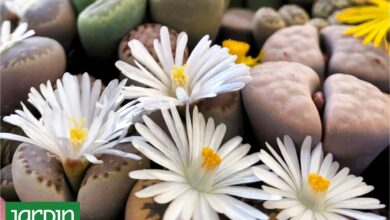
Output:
left=312, top=0, right=337, bottom=18
left=118, top=23, right=186, bottom=66
left=278, top=4, right=310, bottom=26
left=321, top=25, right=389, bottom=92
left=1, top=36, right=66, bottom=115
left=242, top=62, right=322, bottom=146
left=149, top=0, right=224, bottom=48
left=78, top=0, right=147, bottom=58
left=323, top=74, right=389, bottom=174
left=312, top=0, right=356, bottom=19
left=219, top=8, right=255, bottom=44
left=261, top=25, right=325, bottom=79
left=252, top=7, right=286, bottom=48
left=306, top=18, right=328, bottom=30
left=0, top=164, right=18, bottom=201
left=5, top=0, right=76, bottom=49
left=125, top=180, right=167, bottom=220
left=118, top=23, right=188, bottom=86
left=11, top=143, right=149, bottom=218
left=197, top=92, right=245, bottom=141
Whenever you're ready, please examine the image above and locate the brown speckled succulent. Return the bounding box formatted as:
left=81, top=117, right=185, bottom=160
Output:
left=118, top=23, right=188, bottom=66
left=6, top=0, right=76, bottom=48
left=0, top=36, right=66, bottom=115
left=11, top=143, right=149, bottom=218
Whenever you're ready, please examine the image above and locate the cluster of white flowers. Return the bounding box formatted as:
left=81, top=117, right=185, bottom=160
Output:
left=0, top=24, right=385, bottom=220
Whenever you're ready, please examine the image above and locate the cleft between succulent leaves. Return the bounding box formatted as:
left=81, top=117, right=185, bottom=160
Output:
left=63, top=158, right=89, bottom=192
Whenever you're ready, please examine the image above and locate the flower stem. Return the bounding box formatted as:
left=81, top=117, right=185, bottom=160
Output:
left=63, top=159, right=89, bottom=193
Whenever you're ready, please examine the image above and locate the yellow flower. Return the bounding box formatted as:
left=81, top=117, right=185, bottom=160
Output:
left=222, top=39, right=263, bottom=66
left=336, top=0, right=390, bottom=55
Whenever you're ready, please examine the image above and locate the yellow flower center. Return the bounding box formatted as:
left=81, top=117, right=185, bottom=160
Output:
left=308, top=173, right=330, bottom=193
left=171, top=65, right=188, bottom=87
left=69, top=118, right=88, bottom=148
left=201, top=147, right=221, bottom=170
left=222, top=39, right=250, bottom=62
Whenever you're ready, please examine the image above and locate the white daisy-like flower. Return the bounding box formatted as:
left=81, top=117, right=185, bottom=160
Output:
left=0, top=73, right=143, bottom=164
left=115, top=26, right=251, bottom=111
left=253, top=136, right=386, bottom=220
left=129, top=104, right=280, bottom=220
left=0, top=20, right=35, bottom=54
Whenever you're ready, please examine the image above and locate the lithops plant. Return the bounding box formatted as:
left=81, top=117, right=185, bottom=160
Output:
left=312, top=0, right=336, bottom=18
left=5, top=0, right=76, bottom=49
left=118, top=23, right=186, bottom=66
left=323, top=74, right=390, bottom=174
left=125, top=180, right=167, bottom=220
left=149, top=0, right=224, bottom=48
left=321, top=25, right=389, bottom=92
left=219, top=8, right=255, bottom=44
left=0, top=164, right=18, bottom=201
left=78, top=144, right=148, bottom=220
left=327, top=10, right=342, bottom=25
left=1, top=73, right=149, bottom=218
left=312, top=0, right=356, bottom=19
left=78, top=0, right=146, bottom=58
left=261, top=25, right=325, bottom=78
left=242, top=62, right=322, bottom=146
left=0, top=21, right=65, bottom=115
left=0, top=123, right=23, bottom=166
left=197, top=92, right=245, bottom=141
left=118, top=23, right=188, bottom=86
left=278, top=4, right=309, bottom=25
left=11, top=144, right=74, bottom=201
left=306, top=18, right=328, bottom=30
left=252, top=7, right=286, bottom=48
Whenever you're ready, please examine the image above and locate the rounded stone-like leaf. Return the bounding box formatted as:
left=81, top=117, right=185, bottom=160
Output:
left=125, top=180, right=167, bottom=220
left=78, top=144, right=149, bottom=220
left=278, top=4, right=309, bottom=26
left=198, top=92, right=245, bottom=141
left=0, top=164, right=18, bottom=201
left=321, top=25, right=389, bottom=92
left=323, top=74, right=390, bottom=174
left=118, top=23, right=188, bottom=86
left=242, top=62, right=322, bottom=147
left=118, top=23, right=186, bottom=66
left=261, top=25, right=325, bottom=78
left=0, top=37, right=66, bottom=115
left=219, top=8, right=255, bottom=44
left=21, top=0, right=76, bottom=49
left=306, top=18, right=328, bottom=31
left=252, top=7, right=286, bottom=48
left=11, top=144, right=74, bottom=201
left=78, top=0, right=147, bottom=58
left=0, top=123, right=24, bottom=166
left=149, top=0, right=224, bottom=48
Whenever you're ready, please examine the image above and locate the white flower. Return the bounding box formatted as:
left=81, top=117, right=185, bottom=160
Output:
left=129, top=104, right=279, bottom=220
left=253, top=136, right=386, bottom=220
left=115, top=26, right=251, bottom=111
left=0, top=20, right=35, bottom=54
left=0, top=73, right=144, bottom=164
